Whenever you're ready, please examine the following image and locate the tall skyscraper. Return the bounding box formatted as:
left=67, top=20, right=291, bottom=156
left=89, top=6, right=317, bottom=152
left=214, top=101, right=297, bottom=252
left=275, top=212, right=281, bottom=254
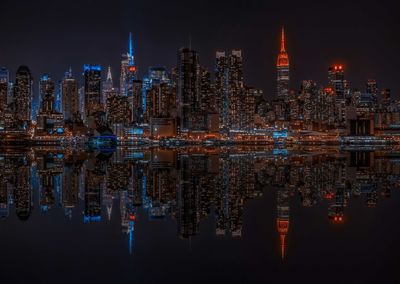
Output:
left=277, top=27, right=290, bottom=101
left=215, top=50, right=247, bottom=130
left=228, top=50, right=244, bottom=130
left=102, top=66, right=116, bottom=104
left=366, top=79, right=378, bottom=106
left=120, top=33, right=137, bottom=97
left=61, top=68, right=80, bottom=121
left=84, top=64, right=102, bottom=117
left=177, top=48, right=201, bottom=132
left=328, top=65, right=347, bottom=99
left=328, top=65, right=348, bottom=125
left=14, top=66, right=33, bottom=122
left=39, top=74, right=55, bottom=113
left=215, top=51, right=228, bottom=129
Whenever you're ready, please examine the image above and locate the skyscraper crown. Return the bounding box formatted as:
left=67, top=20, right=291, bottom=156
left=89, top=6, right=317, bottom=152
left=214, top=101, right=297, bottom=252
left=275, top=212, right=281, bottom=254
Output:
left=277, top=27, right=289, bottom=67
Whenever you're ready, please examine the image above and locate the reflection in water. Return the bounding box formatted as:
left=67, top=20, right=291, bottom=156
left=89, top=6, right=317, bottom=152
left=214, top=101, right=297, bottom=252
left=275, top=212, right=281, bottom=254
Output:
left=0, top=147, right=399, bottom=260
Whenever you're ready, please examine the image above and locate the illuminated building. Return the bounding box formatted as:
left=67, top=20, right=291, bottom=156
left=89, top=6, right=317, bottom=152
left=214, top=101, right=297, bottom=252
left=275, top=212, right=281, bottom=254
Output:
left=102, top=66, right=117, bottom=104
left=200, top=68, right=216, bottom=113
left=142, top=67, right=176, bottom=118
left=366, top=79, right=378, bottom=107
left=146, top=82, right=176, bottom=137
left=328, top=65, right=349, bottom=126
left=78, top=86, right=85, bottom=121
left=14, top=65, right=33, bottom=122
left=131, top=80, right=143, bottom=123
left=215, top=50, right=247, bottom=131
left=215, top=51, right=228, bottom=129
left=106, top=94, right=131, bottom=136
left=84, top=64, right=103, bottom=117
left=143, top=67, right=176, bottom=137
left=61, top=68, right=80, bottom=121
left=39, top=74, right=55, bottom=113
left=177, top=48, right=202, bottom=132
left=277, top=27, right=290, bottom=101
left=227, top=50, right=244, bottom=130
left=299, top=80, right=319, bottom=129
left=0, top=68, right=9, bottom=115
left=328, top=65, right=347, bottom=99
left=36, top=74, right=64, bottom=135
left=120, top=33, right=137, bottom=97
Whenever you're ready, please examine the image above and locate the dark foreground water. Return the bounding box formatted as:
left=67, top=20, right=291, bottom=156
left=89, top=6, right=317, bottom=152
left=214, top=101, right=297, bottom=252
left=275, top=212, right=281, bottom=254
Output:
left=0, top=146, right=399, bottom=284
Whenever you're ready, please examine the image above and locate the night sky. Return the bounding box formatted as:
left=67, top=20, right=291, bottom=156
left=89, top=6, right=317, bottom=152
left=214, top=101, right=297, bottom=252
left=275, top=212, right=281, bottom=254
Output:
left=0, top=0, right=398, bottom=97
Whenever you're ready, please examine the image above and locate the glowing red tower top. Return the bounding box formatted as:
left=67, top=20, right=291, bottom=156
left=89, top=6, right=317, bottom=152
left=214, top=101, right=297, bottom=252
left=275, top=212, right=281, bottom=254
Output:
left=277, top=27, right=289, bottom=67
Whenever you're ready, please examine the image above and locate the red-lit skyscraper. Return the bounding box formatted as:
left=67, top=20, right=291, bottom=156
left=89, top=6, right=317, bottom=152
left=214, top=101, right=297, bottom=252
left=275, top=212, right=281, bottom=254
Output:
left=277, top=27, right=290, bottom=101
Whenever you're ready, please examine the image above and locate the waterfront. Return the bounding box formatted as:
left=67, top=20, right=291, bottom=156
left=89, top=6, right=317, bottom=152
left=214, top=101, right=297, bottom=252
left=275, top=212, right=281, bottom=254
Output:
left=0, top=146, right=399, bottom=283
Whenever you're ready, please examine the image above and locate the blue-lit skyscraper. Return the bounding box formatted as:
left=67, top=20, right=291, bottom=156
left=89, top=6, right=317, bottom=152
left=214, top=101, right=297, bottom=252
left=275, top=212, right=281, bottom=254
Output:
left=120, top=33, right=137, bottom=97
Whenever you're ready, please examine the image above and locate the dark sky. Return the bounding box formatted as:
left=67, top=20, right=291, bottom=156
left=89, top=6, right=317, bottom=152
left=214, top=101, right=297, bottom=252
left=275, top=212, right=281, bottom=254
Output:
left=0, top=0, right=398, bottom=98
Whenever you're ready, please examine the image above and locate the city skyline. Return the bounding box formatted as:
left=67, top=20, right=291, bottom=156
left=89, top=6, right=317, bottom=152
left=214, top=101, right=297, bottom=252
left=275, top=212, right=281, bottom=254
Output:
left=0, top=0, right=398, bottom=97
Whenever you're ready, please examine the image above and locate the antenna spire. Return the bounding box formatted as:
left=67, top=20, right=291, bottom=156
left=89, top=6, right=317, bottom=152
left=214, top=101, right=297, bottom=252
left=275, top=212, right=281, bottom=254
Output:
left=129, top=32, right=134, bottom=65
left=281, top=27, right=286, bottom=52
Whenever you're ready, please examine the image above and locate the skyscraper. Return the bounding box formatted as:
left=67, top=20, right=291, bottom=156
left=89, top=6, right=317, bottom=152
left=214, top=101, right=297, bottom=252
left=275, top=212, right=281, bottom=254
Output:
left=39, top=74, right=55, bottom=113
left=215, top=51, right=228, bottom=129
left=0, top=68, right=9, bottom=115
left=277, top=27, right=290, bottom=101
left=61, top=68, right=80, bottom=121
left=102, top=66, right=116, bottom=104
left=328, top=65, right=348, bottom=126
left=177, top=48, right=201, bottom=132
left=366, top=79, right=378, bottom=106
left=228, top=50, right=244, bottom=130
left=120, top=33, right=137, bottom=97
left=84, top=64, right=102, bottom=117
left=14, top=66, right=33, bottom=122
left=328, top=65, right=347, bottom=99
left=216, top=50, right=248, bottom=130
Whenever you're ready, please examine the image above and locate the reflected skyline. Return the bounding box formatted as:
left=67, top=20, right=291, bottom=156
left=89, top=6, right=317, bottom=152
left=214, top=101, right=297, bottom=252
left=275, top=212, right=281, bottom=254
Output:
left=1, top=146, right=399, bottom=261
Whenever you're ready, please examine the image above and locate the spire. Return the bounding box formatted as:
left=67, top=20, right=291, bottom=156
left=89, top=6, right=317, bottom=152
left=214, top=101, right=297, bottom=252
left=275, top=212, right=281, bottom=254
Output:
left=128, top=32, right=134, bottom=65
left=106, top=66, right=113, bottom=82
left=280, top=26, right=286, bottom=53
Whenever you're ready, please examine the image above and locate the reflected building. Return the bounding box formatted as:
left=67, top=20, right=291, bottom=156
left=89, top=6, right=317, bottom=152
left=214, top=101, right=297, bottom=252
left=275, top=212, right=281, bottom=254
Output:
left=14, top=160, right=32, bottom=221
left=0, top=147, right=399, bottom=259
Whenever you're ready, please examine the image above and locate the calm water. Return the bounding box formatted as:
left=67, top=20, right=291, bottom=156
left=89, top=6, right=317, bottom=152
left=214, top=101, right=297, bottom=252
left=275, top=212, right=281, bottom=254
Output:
left=0, top=146, right=399, bottom=284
